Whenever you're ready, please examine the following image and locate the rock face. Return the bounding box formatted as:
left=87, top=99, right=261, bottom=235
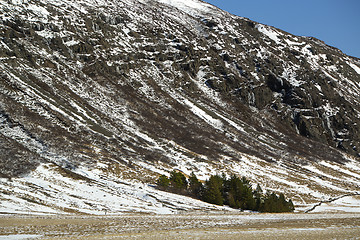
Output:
left=0, top=0, right=360, bottom=214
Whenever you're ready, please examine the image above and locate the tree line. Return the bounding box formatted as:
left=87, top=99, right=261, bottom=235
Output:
left=156, top=170, right=294, bottom=213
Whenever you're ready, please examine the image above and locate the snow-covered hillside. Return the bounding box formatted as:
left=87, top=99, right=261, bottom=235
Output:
left=1, top=0, right=360, bottom=214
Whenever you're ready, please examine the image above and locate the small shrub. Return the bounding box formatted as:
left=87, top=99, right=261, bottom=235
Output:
left=156, top=174, right=170, bottom=190
left=169, top=170, right=188, bottom=193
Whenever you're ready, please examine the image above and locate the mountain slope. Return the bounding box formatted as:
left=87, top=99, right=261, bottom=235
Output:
left=1, top=0, right=360, bottom=214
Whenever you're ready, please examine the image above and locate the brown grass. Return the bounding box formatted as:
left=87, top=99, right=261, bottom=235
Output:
left=1, top=213, right=360, bottom=239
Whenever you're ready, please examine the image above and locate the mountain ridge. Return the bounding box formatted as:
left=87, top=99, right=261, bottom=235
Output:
left=1, top=0, right=360, bottom=214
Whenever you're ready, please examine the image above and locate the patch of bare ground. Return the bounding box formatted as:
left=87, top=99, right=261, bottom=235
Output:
left=1, top=212, right=360, bottom=239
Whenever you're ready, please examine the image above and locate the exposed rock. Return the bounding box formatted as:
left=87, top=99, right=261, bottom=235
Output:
left=0, top=0, right=359, bottom=179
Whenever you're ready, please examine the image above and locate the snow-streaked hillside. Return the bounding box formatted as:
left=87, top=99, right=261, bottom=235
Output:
left=0, top=163, right=233, bottom=214
left=1, top=0, right=360, bottom=214
left=1, top=156, right=360, bottom=214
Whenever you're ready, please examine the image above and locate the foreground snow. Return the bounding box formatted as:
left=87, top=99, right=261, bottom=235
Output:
left=0, top=163, right=231, bottom=215
left=310, top=196, right=360, bottom=213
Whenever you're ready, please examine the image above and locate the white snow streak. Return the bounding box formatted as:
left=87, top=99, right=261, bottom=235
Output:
left=256, top=24, right=282, bottom=44
left=348, top=62, right=360, bottom=75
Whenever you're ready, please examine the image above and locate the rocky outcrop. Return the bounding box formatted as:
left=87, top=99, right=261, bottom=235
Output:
left=0, top=0, right=359, bottom=180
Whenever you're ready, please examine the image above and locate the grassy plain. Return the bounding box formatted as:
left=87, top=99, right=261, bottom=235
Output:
left=1, top=212, right=360, bottom=239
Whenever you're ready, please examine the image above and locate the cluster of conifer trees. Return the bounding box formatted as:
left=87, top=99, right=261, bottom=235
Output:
left=156, top=170, right=294, bottom=213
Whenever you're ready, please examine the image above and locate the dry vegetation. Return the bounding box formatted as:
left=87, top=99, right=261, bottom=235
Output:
left=1, top=212, right=360, bottom=239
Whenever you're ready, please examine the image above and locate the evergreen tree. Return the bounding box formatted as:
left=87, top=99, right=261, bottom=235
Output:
left=169, top=170, right=188, bottom=193
left=253, top=184, right=263, bottom=211
left=156, top=174, right=170, bottom=190
left=225, top=175, right=255, bottom=210
left=188, top=172, right=203, bottom=198
left=155, top=169, right=294, bottom=213
left=287, top=199, right=295, bottom=212
left=202, top=175, right=223, bottom=205
left=278, top=193, right=287, bottom=212
left=225, top=175, right=243, bottom=208
left=243, top=186, right=256, bottom=210
left=241, top=176, right=251, bottom=186
left=260, top=192, right=295, bottom=213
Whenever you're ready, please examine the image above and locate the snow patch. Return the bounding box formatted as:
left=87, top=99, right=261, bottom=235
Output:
left=322, top=102, right=339, bottom=117
left=311, top=196, right=360, bottom=213
left=285, top=39, right=305, bottom=46
left=281, top=65, right=303, bottom=87
left=154, top=0, right=216, bottom=16
left=65, top=39, right=80, bottom=47
left=182, top=98, right=223, bottom=129
left=27, top=4, right=50, bottom=17
left=256, top=24, right=282, bottom=44
left=0, top=163, right=227, bottom=215
left=348, top=62, right=360, bottom=75
left=314, top=84, right=322, bottom=92
left=10, top=0, right=29, bottom=5
left=0, top=235, right=42, bottom=240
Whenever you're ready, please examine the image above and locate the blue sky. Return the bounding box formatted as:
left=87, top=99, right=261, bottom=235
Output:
left=205, top=0, right=360, bottom=58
